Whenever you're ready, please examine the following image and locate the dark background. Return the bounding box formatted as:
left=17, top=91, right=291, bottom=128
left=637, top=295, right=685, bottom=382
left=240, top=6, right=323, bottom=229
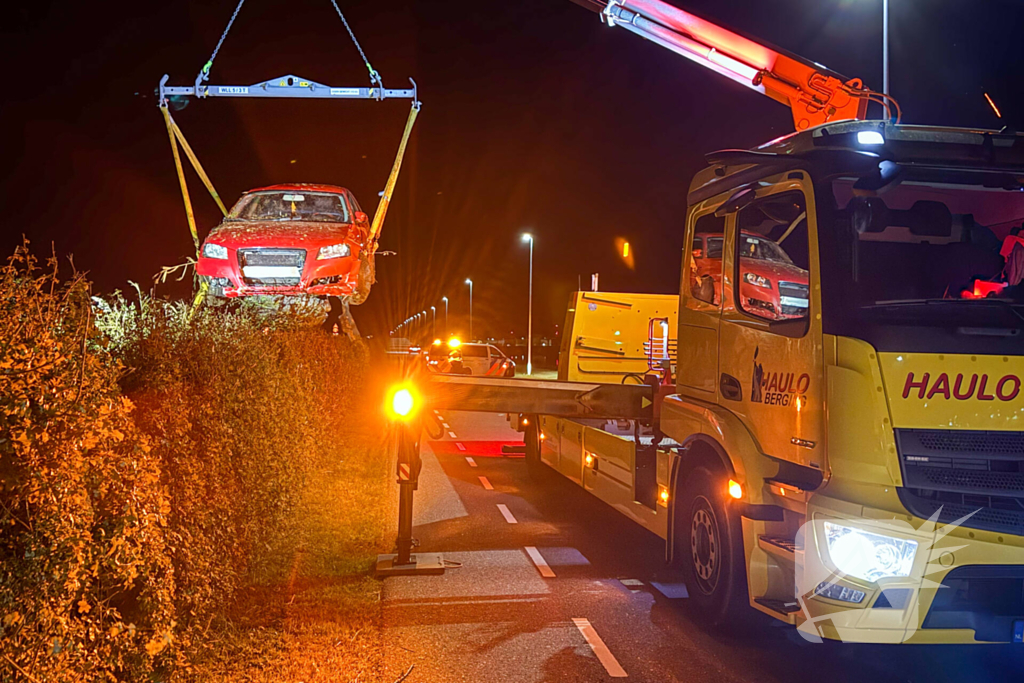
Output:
left=3, top=0, right=1023, bottom=341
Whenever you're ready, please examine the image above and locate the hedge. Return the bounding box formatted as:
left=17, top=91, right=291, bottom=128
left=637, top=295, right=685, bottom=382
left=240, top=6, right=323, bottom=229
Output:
left=1, top=245, right=368, bottom=681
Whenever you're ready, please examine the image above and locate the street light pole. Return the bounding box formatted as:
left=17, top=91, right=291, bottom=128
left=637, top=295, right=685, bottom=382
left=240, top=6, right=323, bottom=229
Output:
left=442, top=296, right=449, bottom=337
left=521, top=233, right=534, bottom=375
left=464, top=279, right=473, bottom=341
left=431, top=306, right=436, bottom=339
left=883, top=0, right=890, bottom=96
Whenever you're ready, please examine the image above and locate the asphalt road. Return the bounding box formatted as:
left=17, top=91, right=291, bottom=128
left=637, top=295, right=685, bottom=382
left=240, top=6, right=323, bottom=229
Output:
left=382, top=411, right=1024, bottom=683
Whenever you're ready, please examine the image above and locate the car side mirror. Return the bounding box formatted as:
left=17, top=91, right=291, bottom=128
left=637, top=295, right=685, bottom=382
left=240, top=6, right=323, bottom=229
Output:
left=355, top=211, right=369, bottom=224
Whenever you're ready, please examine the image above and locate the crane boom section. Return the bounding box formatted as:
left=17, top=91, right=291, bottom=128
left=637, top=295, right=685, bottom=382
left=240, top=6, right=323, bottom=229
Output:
left=601, top=0, right=872, bottom=130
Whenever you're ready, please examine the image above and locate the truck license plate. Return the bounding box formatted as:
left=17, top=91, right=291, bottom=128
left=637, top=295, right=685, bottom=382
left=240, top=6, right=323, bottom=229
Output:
left=1013, top=620, right=1024, bottom=643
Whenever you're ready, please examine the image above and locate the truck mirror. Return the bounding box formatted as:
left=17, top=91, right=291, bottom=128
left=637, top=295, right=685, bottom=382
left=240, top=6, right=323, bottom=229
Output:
left=715, top=187, right=757, bottom=217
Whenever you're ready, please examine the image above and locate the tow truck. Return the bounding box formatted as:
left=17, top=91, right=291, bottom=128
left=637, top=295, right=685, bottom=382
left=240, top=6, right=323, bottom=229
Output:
left=427, top=0, right=1024, bottom=644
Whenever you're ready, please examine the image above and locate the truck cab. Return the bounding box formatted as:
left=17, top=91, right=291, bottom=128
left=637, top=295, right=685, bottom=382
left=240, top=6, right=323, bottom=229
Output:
left=525, top=121, right=1024, bottom=643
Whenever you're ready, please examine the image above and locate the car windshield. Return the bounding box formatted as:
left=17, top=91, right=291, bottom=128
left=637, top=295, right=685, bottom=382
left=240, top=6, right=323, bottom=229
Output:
left=738, top=234, right=792, bottom=264
left=821, top=171, right=1024, bottom=328
left=227, top=191, right=352, bottom=223
left=705, top=236, right=724, bottom=259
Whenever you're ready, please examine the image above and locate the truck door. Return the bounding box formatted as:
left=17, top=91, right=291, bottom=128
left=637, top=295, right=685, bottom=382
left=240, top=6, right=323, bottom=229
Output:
left=717, top=175, right=826, bottom=472
left=677, top=210, right=725, bottom=396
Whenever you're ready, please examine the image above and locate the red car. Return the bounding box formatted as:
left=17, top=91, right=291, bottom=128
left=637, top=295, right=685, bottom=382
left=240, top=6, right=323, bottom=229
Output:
left=691, top=232, right=809, bottom=320
left=197, top=183, right=372, bottom=302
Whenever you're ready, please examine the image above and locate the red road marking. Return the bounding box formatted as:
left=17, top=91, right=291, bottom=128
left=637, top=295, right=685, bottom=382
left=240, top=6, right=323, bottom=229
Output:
left=429, top=441, right=524, bottom=458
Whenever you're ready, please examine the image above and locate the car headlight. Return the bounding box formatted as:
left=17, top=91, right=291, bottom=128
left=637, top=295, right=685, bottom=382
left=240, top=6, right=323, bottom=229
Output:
left=317, top=243, right=351, bottom=260
left=823, top=522, right=918, bottom=583
left=202, top=242, right=228, bottom=259
left=743, top=272, right=772, bottom=289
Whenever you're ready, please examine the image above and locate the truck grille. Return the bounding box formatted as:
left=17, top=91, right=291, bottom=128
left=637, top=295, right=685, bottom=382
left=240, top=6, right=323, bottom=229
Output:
left=896, top=429, right=1024, bottom=536
left=237, top=248, right=306, bottom=286
left=778, top=281, right=809, bottom=317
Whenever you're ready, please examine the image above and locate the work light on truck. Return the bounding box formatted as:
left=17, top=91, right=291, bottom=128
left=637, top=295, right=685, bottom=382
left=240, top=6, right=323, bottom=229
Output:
left=823, top=522, right=918, bottom=583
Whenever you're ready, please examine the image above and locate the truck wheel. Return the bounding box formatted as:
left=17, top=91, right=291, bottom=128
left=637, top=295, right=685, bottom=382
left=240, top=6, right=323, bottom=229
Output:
left=677, top=466, right=747, bottom=629
left=524, top=420, right=544, bottom=481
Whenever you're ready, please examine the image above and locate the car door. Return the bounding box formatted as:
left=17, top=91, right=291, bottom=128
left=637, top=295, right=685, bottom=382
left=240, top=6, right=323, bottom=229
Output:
left=716, top=173, right=827, bottom=472
left=462, top=344, right=489, bottom=375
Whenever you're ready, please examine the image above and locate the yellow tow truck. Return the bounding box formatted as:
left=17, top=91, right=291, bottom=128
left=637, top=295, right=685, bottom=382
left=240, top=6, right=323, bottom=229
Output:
left=431, top=0, right=1024, bottom=643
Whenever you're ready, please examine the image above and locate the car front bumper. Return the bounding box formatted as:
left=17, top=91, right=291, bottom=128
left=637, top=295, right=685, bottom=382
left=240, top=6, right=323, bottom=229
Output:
left=197, top=248, right=362, bottom=298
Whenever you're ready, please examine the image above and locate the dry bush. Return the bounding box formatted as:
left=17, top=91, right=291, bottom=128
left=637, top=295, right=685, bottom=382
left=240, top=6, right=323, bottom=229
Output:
left=1, top=244, right=369, bottom=681
left=0, top=246, right=174, bottom=681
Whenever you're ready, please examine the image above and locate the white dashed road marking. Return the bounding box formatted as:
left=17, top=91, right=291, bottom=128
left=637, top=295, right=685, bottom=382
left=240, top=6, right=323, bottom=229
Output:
left=457, top=443, right=467, bottom=451
left=448, top=431, right=458, bottom=439
left=466, top=457, right=477, bottom=467
left=496, top=504, right=518, bottom=524
left=572, top=618, right=628, bottom=678
left=442, top=423, right=451, bottom=429
left=478, top=476, right=493, bottom=490
left=524, top=546, right=555, bottom=578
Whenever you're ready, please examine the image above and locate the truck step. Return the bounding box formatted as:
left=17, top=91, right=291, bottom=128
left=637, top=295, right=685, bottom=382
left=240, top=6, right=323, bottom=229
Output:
left=754, top=597, right=801, bottom=615
left=757, top=535, right=801, bottom=559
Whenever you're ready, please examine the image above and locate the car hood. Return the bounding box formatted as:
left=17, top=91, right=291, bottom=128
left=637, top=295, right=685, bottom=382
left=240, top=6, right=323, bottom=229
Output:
left=205, top=221, right=365, bottom=248
left=741, top=258, right=809, bottom=284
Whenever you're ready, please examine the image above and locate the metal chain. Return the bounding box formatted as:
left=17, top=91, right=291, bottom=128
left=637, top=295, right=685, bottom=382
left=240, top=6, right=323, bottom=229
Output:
left=329, top=0, right=383, bottom=89
left=199, top=0, right=248, bottom=81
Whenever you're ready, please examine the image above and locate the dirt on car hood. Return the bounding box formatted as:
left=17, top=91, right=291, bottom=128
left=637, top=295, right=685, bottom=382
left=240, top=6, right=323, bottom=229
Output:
left=206, top=220, right=364, bottom=248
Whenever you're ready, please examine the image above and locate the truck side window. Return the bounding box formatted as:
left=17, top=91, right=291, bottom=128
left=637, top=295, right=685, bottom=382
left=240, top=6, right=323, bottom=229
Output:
left=690, top=213, right=725, bottom=306
left=735, top=191, right=811, bottom=324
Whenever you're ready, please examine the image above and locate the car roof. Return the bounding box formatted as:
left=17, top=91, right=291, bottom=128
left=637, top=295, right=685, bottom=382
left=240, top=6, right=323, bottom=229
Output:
left=244, top=183, right=353, bottom=195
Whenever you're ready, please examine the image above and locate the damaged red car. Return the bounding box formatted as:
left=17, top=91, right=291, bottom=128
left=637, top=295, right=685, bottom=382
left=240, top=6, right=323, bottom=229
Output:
left=197, top=183, right=373, bottom=303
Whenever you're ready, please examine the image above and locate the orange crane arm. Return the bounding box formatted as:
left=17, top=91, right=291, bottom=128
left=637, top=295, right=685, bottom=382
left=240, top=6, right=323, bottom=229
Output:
left=579, top=0, right=899, bottom=130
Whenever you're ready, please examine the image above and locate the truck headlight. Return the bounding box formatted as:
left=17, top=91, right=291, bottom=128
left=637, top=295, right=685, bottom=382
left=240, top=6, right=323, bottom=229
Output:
left=202, top=242, right=228, bottom=259
left=317, top=243, right=351, bottom=260
left=743, top=272, right=772, bottom=289
left=823, top=522, right=918, bottom=583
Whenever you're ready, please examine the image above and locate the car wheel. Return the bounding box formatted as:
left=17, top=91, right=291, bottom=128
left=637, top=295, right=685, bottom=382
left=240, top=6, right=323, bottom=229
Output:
left=676, top=466, right=747, bottom=628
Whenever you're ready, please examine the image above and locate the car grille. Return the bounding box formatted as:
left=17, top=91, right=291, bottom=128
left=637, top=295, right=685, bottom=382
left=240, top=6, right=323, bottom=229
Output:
left=896, top=429, right=1024, bottom=535
left=778, top=281, right=809, bottom=317
left=237, top=248, right=306, bottom=286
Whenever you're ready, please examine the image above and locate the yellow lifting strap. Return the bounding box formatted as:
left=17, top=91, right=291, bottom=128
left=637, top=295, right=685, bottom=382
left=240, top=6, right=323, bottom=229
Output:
left=160, top=107, right=229, bottom=254
left=369, top=101, right=421, bottom=243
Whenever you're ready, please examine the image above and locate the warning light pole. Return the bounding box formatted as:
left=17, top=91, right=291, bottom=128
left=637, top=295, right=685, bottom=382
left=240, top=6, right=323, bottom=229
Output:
left=376, top=385, right=446, bottom=576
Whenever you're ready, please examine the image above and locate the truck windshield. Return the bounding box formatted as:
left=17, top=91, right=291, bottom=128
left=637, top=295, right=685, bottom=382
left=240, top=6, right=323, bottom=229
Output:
left=820, top=171, right=1024, bottom=342
left=227, top=191, right=352, bottom=223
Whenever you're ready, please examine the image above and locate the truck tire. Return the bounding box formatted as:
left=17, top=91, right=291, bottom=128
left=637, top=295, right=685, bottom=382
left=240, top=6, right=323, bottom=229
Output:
left=676, top=466, right=748, bottom=629
left=524, top=420, right=544, bottom=481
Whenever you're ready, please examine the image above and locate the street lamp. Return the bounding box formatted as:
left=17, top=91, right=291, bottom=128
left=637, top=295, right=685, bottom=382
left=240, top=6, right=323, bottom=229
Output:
left=464, top=279, right=474, bottom=341
left=430, top=306, right=436, bottom=339
left=521, top=233, right=534, bottom=375
left=882, top=0, right=890, bottom=96
left=442, top=296, right=449, bottom=336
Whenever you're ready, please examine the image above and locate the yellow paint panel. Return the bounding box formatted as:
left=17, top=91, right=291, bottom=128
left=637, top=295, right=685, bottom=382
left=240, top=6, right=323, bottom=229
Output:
left=879, top=353, right=1024, bottom=431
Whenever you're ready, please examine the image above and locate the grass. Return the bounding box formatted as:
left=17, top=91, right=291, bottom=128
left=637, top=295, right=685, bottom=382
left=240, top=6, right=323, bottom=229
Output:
left=189, top=423, right=398, bottom=683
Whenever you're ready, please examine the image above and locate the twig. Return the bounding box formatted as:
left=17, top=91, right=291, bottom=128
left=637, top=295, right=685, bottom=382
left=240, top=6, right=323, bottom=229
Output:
left=4, top=654, right=43, bottom=683
left=392, top=664, right=414, bottom=683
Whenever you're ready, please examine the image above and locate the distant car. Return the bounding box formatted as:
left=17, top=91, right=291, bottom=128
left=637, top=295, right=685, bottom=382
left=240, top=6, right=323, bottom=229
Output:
left=196, top=183, right=372, bottom=303
left=426, top=340, right=516, bottom=377
left=691, top=231, right=809, bottom=320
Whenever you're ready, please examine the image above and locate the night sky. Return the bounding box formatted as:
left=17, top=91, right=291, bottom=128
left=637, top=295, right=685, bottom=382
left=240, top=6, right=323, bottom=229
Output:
left=4, top=0, right=1023, bottom=340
